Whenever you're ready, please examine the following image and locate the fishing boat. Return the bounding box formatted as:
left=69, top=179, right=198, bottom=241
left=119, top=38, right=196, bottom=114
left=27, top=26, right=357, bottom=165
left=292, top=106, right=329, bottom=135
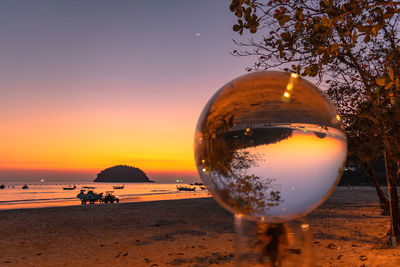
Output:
left=0, top=184, right=5, bottom=189
left=200, top=186, right=206, bottom=190
left=176, top=185, right=196, bottom=191
left=113, top=185, right=124, bottom=189
left=22, top=184, right=29, bottom=189
left=63, top=185, right=76, bottom=190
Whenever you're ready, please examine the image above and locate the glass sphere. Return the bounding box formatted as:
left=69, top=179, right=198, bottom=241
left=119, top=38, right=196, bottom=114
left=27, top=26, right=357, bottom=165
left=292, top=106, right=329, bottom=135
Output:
left=194, top=71, right=347, bottom=222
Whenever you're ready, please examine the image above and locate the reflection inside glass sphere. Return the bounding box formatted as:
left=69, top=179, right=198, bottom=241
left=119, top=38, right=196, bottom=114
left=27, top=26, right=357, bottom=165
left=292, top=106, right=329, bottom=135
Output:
left=194, top=71, right=347, bottom=222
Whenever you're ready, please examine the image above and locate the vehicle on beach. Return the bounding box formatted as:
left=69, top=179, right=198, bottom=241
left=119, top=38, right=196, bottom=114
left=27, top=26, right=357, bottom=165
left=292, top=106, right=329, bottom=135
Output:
left=103, top=191, right=119, bottom=203
left=22, top=184, right=29, bottom=189
left=77, top=189, right=103, bottom=204
left=77, top=190, right=119, bottom=204
left=113, top=185, right=124, bottom=189
left=63, top=185, right=76, bottom=190
left=176, top=185, right=196, bottom=191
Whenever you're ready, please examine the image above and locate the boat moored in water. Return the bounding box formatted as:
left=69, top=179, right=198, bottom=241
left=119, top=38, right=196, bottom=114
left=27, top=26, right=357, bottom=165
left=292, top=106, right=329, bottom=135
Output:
left=63, top=185, right=76, bottom=190
left=176, top=185, right=196, bottom=191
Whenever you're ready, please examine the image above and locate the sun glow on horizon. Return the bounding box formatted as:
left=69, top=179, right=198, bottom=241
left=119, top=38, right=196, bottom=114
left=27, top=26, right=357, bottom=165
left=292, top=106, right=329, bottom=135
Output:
left=0, top=105, right=198, bottom=174
left=0, top=0, right=264, bottom=181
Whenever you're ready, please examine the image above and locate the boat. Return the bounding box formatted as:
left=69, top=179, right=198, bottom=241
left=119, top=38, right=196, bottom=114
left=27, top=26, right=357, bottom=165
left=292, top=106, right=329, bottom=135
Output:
left=113, top=185, right=124, bottom=189
left=82, top=186, right=95, bottom=189
left=200, top=186, right=206, bottom=190
left=22, top=184, right=29, bottom=189
left=176, top=185, right=196, bottom=191
left=63, top=185, right=76, bottom=190
left=0, top=184, right=5, bottom=189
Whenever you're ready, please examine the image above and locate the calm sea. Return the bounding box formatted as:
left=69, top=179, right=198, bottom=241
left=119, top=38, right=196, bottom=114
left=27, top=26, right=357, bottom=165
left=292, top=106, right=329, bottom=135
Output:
left=0, top=182, right=209, bottom=210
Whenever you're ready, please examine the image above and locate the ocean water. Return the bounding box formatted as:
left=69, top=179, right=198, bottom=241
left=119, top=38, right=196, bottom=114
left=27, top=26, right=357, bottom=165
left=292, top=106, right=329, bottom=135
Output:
left=0, top=182, right=209, bottom=210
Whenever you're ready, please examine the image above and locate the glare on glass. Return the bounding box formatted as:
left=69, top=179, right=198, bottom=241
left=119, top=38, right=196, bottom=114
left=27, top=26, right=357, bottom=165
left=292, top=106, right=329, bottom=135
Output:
left=194, top=71, right=347, bottom=222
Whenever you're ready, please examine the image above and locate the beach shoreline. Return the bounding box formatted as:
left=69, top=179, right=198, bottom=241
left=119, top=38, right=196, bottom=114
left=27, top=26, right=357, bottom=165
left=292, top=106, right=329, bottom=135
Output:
left=0, top=183, right=210, bottom=211
left=1, top=187, right=400, bottom=266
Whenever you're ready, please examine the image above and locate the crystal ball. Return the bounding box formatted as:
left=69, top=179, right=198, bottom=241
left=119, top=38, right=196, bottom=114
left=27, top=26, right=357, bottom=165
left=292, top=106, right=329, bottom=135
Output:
left=194, top=71, right=347, bottom=222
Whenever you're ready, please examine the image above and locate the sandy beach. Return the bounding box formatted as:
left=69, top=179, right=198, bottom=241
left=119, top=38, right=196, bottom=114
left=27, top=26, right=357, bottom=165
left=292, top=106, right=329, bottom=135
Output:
left=1, top=187, right=400, bottom=266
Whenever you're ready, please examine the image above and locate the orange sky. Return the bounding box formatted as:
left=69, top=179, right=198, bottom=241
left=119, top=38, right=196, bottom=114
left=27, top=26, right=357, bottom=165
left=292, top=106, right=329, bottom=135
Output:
left=1, top=102, right=198, bottom=173
left=0, top=1, right=262, bottom=182
left=3, top=1, right=343, bottom=183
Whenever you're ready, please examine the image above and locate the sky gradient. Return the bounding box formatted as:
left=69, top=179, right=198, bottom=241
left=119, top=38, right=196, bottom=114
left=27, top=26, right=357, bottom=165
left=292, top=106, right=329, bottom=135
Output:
left=0, top=0, right=255, bottom=182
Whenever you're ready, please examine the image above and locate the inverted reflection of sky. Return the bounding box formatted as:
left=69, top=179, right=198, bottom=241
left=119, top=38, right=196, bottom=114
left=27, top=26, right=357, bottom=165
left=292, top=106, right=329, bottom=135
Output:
left=244, top=127, right=347, bottom=218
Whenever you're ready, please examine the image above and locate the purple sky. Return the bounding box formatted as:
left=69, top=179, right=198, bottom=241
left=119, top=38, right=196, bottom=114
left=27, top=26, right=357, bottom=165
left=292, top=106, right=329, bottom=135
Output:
left=0, top=0, right=256, bottom=183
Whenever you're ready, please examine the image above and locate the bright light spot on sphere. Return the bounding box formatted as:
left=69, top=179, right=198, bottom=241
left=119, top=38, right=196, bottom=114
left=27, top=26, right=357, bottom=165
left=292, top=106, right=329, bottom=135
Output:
left=301, top=224, right=310, bottom=231
left=194, top=71, right=347, bottom=222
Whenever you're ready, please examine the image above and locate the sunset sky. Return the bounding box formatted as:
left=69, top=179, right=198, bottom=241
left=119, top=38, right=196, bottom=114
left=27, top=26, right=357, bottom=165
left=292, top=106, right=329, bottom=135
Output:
left=0, top=1, right=255, bottom=182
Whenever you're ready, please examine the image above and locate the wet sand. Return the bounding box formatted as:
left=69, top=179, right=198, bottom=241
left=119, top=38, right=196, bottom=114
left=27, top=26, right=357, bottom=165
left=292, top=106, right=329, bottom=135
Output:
left=0, top=187, right=400, bottom=266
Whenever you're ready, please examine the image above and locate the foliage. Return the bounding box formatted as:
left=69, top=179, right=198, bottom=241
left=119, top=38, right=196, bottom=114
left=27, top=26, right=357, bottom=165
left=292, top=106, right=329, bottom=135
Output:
left=229, top=0, right=400, bottom=242
left=199, top=114, right=283, bottom=215
left=231, top=0, right=399, bottom=87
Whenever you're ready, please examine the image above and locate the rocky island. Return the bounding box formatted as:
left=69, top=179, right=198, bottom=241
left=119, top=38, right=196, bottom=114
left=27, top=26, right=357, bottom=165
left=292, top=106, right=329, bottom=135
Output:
left=93, top=165, right=153, bottom=183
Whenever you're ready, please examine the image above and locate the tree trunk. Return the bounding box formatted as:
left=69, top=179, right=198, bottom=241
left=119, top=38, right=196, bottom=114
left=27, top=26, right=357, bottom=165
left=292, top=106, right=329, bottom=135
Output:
left=397, top=161, right=400, bottom=179
left=384, top=150, right=400, bottom=246
left=363, top=161, right=390, bottom=215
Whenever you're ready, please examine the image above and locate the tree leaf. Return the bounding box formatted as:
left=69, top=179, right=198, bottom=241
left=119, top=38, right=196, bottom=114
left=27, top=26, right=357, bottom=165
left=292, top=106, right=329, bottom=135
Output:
left=331, top=43, right=339, bottom=54
left=233, top=24, right=242, bottom=32
left=376, top=78, right=386, bottom=86
left=371, top=26, right=377, bottom=36
left=352, top=31, right=357, bottom=43
left=385, top=81, right=393, bottom=90
left=389, top=67, right=394, bottom=80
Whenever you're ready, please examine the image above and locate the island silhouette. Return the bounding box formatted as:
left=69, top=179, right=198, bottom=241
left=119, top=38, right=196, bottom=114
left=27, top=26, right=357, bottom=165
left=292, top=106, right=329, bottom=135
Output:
left=94, top=165, right=153, bottom=183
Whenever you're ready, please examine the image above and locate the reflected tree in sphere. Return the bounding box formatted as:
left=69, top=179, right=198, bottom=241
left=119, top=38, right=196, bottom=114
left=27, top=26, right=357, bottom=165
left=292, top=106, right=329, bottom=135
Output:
left=194, top=71, right=347, bottom=222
